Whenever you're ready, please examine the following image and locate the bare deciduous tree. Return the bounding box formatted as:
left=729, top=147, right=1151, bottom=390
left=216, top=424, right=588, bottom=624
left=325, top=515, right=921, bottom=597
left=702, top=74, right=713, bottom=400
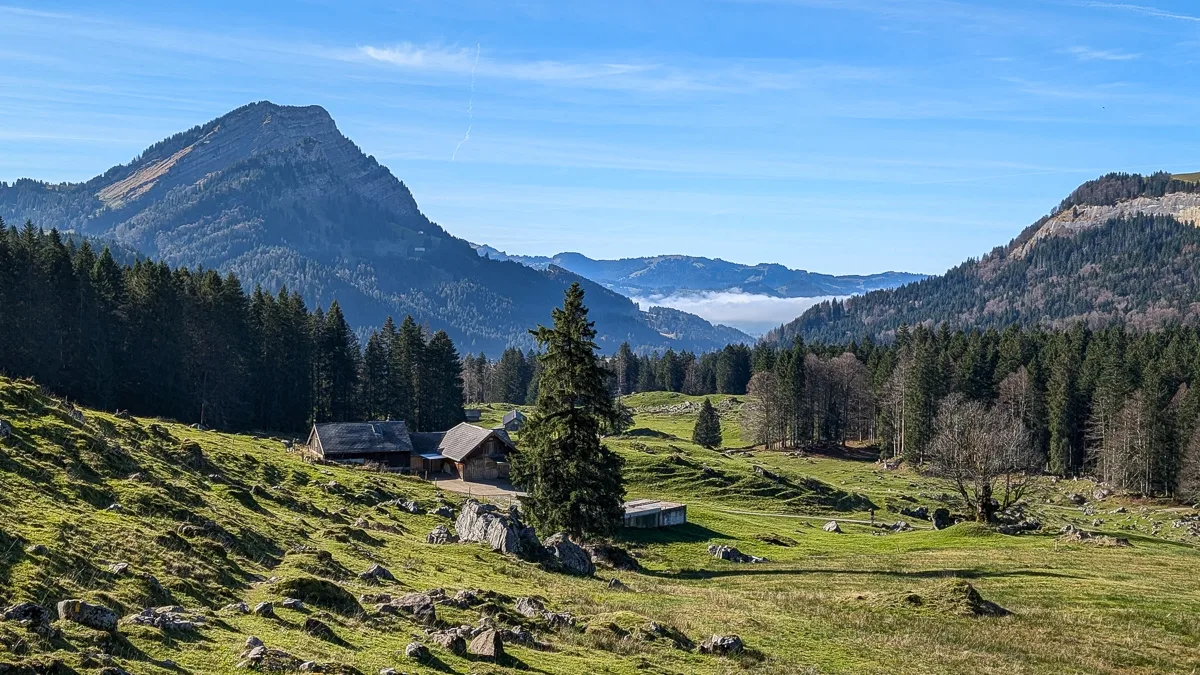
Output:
left=925, top=394, right=1040, bottom=522
left=742, top=371, right=785, bottom=449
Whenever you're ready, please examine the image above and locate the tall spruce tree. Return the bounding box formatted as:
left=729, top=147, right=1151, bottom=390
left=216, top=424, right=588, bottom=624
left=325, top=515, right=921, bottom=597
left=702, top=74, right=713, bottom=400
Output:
left=692, top=397, right=723, bottom=449
left=422, top=330, right=465, bottom=431
left=511, top=282, right=625, bottom=540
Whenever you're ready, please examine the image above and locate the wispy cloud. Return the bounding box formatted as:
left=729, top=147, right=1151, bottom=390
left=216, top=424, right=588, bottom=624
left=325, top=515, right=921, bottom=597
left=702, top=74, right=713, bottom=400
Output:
left=1064, top=46, right=1141, bottom=61
left=357, top=43, right=881, bottom=93
left=1078, top=2, right=1200, bottom=22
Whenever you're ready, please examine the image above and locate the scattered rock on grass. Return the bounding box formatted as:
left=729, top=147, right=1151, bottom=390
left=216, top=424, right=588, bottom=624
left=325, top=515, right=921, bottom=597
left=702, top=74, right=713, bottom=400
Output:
left=822, top=521, right=841, bottom=533
left=542, top=533, right=595, bottom=576
left=252, top=602, right=275, bottom=618
left=359, top=564, right=395, bottom=582
left=431, top=630, right=467, bottom=655
left=582, top=542, right=640, bottom=571
left=280, top=598, right=304, bottom=611
left=1058, top=524, right=1130, bottom=547
left=405, top=642, right=430, bottom=660
left=426, top=525, right=457, bottom=545
left=393, top=593, right=437, bottom=625
left=514, top=597, right=545, bottom=618
left=708, top=544, right=766, bottom=564
left=607, top=578, right=629, bottom=591
left=56, top=599, right=118, bottom=631
left=698, top=634, right=744, bottom=656
left=127, top=606, right=205, bottom=631
left=467, top=628, right=504, bottom=660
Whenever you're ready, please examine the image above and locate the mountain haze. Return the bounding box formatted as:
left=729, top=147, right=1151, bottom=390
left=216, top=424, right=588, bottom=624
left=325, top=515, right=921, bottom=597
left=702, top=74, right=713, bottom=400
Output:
left=0, top=102, right=752, bottom=355
left=473, top=246, right=924, bottom=299
left=771, top=171, right=1200, bottom=344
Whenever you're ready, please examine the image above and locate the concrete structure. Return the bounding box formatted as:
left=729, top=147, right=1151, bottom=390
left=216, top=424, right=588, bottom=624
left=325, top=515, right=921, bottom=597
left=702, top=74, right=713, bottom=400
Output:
left=622, top=499, right=687, bottom=528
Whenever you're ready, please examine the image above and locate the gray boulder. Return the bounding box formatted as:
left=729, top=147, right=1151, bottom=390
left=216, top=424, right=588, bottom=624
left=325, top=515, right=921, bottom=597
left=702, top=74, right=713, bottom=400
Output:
left=359, top=564, right=396, bottom=582
left=822, top=520, right=841, bottom=533
left=455, top=500, right=537, bottom=557
left=708, top=544, right=765, bottom=563
left=514, top=597, right=545, bottom=618
left=542, top=533, right=595, bottom=576
left=57, top=599, right=118, bottom=631
left=698, top=634, right=744, bottom=656
left=252, top=602, right=275, bottom=618
left=280, top=597, right=303, bottom=610
left=0, top=419, right=12, bottom=438
left=2, top=602, right=52, bottom=626
left=467, top=628, right=504, bottom=660
left=127, top=606, right=205, bottom=631
left=582, top=542, right=640, bottom=571
left=433, top=505, right=455, bottom=518
left=405, top=642, right=430, bottom=660
left=426, top=525, right=458, bottom=545
left=431, top=631, right=467, bottom=655
left=393, top=593, right=437, bottom=624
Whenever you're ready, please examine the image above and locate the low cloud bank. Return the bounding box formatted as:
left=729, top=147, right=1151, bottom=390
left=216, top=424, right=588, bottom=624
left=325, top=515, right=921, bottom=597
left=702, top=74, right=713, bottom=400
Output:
left=633, top=290, right=847, bottom=337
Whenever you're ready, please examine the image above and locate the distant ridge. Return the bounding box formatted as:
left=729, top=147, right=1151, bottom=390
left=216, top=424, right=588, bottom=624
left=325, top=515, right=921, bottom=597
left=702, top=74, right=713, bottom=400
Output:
left=769, top=170, right=1200, bottom=344
left=471, top=245, right=925, bottom=299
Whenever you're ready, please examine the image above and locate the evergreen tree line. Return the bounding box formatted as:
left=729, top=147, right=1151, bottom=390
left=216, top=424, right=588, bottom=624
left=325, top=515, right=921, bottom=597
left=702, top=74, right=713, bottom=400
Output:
left=626, top=321, right=1200, bottom=501
left=0, top=222, right=465, bottom=433
left=461, top=347, right=542, bottom=406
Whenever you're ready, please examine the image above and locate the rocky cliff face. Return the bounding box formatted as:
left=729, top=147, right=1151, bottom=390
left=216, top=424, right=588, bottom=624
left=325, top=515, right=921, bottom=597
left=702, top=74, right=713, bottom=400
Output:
left=1014, top=191, right=1200, bottom=257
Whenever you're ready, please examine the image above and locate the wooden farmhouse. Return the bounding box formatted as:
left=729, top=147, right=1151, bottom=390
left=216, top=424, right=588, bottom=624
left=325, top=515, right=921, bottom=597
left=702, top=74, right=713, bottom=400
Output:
left=305, top=420, right=516, bottom=481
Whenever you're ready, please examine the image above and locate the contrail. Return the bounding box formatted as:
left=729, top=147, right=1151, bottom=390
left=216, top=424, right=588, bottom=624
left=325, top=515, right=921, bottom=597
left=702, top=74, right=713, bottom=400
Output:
left=452, top=44, right=480, bottom=161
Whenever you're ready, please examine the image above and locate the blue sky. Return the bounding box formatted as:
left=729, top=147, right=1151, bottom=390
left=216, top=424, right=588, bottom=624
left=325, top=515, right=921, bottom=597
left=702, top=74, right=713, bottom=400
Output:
left=2, top=1, right=1199, bottom=276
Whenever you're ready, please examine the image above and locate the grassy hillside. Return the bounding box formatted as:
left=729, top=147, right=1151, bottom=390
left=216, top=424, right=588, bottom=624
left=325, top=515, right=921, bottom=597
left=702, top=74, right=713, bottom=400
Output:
left=2, top=380, right=1199, bottom=674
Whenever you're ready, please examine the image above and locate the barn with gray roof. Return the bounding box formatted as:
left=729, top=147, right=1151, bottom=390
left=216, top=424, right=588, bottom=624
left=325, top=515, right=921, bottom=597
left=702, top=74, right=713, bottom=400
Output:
left=306, top=420, right=516, bottom=480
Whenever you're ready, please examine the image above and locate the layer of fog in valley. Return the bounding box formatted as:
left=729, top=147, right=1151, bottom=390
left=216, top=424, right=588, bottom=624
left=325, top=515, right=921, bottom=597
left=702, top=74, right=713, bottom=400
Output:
left=633, top=290, right=847, bottom=337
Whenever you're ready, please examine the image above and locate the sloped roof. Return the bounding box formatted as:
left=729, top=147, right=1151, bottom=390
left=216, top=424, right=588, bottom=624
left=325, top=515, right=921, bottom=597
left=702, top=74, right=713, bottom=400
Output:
left=313, top=421, right=412, bottom=457
left=409, top=431, right=446, bottom=455
left=503, top=409, right=526, bottom=424
left=408, top=423, right=515, bottom=462
left=438, top=423, right=499, bottom=461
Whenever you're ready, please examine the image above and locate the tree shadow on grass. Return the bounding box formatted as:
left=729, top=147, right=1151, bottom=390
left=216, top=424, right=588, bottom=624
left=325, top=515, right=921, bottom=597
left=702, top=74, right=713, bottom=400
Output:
left=616, top=523, right=734, bottom=545
left=640, top=566, right=1085, bottom=581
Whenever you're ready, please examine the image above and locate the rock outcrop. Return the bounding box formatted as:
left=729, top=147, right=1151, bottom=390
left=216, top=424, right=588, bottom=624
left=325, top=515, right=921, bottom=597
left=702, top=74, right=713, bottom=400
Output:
left=542, top=533, right=595, bottom=576
left=455, top=500, right=538, bottom=558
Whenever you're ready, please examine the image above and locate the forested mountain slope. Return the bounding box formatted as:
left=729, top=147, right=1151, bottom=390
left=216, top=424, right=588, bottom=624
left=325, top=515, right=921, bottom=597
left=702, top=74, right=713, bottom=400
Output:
left=770, top=172, right=1200, bottom=344
left=0, top=101, right=749, bottom=355
left=474, top=246, right=924, bottom=298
